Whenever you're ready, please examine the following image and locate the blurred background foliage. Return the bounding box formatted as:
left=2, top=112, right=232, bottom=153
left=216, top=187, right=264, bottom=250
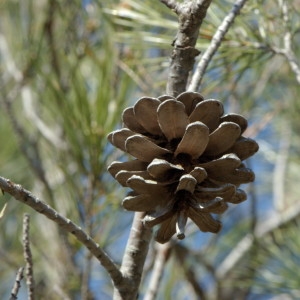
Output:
left=0, top=0, right=300, bottom=299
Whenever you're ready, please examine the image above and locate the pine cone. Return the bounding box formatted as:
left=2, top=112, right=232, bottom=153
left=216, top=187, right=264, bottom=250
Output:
left=107, top=92, right=258, bottom=244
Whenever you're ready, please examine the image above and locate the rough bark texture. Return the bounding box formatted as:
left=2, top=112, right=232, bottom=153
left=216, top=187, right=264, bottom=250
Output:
left=164, top=0, right=213, bottom=96
left=113, top=212, right=152, bottom=300
left=23, top=214, right=35, bottom=300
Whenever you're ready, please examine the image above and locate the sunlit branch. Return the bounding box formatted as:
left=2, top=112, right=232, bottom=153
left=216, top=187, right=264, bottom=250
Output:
left=216, top=203, right=300, bottom=279
left=272, top=1, right=300, bottom=85
left=281, top=48, right=300, bottom=85
left=144, top=243, right=172, bottom=300
left=9, top=267, right=24, bottom=300
left=188, top=0, right=249, bottom=92
left=0, top=176, right=123, bottom=289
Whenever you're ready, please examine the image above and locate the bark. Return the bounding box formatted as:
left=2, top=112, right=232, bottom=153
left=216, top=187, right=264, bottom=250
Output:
left=9, top=267, right=24, bottom=300
left=113, top=212, right=152, bottom=300
left=161, top=0, right=213, bottom=96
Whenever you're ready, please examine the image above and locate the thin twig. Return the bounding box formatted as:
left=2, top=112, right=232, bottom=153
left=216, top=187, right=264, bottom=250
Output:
left=0, top=202, right=7, bottom=218
left=216, top=202, right=300, bottom=279
left=280, top=49, right=300, bottom=84
left=113, top=212, right=152, bottom=300
left=9, top=267, right=24, bottom=300
left=272, top=1, right=300, bottom=84
left=160, top=0, right=178, bottom=11
left=0, top=176, right=123, bottom=289
left=188, top=0, right=249, bottom=91
left=162, top=0, right=213, bottom=96
left=144, top=243, right=172, bottom=300
left=23, top=214, right=35, bottom=300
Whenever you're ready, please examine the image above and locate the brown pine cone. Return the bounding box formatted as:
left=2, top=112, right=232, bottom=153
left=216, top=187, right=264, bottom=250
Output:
left=107, top=92, right=258, bottom=243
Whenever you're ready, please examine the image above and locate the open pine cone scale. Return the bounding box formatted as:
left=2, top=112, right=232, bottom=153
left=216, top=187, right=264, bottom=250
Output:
left=107, top=91, right=258, bottom=243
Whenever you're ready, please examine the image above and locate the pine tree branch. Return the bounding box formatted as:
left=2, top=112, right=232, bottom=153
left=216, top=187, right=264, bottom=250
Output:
left=271, top=1, right=300, bottom=85
left=216, top=203, right=300, bottom=279
left=9, top=267, right=24, bottom=300
left=23, top=214, right=35, bottom=300
left=162, top=0, right=213, bottom=96
left=113, top=212, right=152, bottom=300
left=0, top=176, right=123, bottom=289
left=188, top=0, right=249, bottom=92
left=144, top=243, right=172, bottom=300
left=280, top=48, right=300, bottom=85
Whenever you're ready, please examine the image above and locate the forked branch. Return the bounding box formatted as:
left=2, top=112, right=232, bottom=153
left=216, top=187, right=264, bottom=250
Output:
left=0, top=176, right=123, bottom=289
